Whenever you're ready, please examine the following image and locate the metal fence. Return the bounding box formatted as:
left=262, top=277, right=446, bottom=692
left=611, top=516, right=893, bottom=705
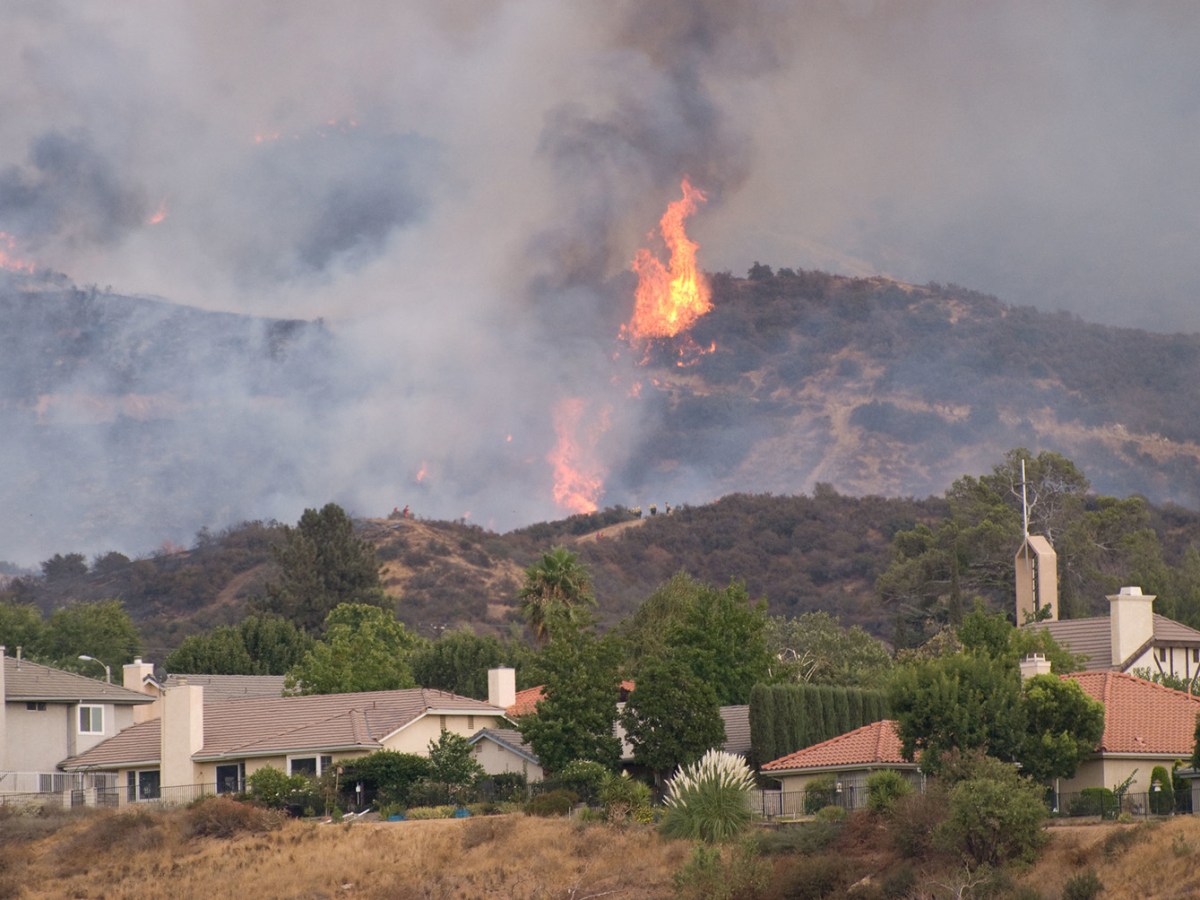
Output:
left=1052, top=789, right=1192, bottom=819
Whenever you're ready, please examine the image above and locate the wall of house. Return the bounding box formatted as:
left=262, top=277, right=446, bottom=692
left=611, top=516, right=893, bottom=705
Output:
left=383, top=712, right=502, bottom=755
left=472, top=740, right=543, bottom=781
left=4, top=701, right=134, bottom=771
left=1132, top=645, right=1200, bottom=683
left=1058, top=757, right=1160, bottom=797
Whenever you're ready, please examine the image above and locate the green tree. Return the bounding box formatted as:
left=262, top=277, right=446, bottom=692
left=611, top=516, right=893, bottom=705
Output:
left=409, top=629, right=509, bottom=699
left=1019, top=674, right=1105, bottom=783
left=34, top=599, right=140, bottom=672
left=0, top=601, right=45, bottom=653
left=667, top=578, right=774, bottom=705
left=257, top=503, right=388, bottom=633
left=342, top=750, right=430, bottom=807
left=165, top=615, right=312, bottom=676
left=40, top=552, right=88, bottom=582
left=284, top=604, right=423, bottom=695
left=518, top=547, right=595, bottom=644
left=90, top=551, right=131, bottom=575
left=426, top=730, right=485, bottom=791
left=934, top=754, right=1048, bottom=866
left=517, top=614, right=621, bottom=772
left=766, top=611, right=893, bottom=687
left=1149, top=764, right=1175, bottom=815
left=239, top=614, right=314, bottom=675
left=889, top=652, right=1025, bottom=774
left=620, top=654, right=725, bottom=784
left=619, top=571, right=706, bottom=665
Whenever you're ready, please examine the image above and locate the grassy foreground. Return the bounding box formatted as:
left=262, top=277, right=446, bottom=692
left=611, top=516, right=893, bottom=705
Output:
left=6, top=799, right=1200, bottom=899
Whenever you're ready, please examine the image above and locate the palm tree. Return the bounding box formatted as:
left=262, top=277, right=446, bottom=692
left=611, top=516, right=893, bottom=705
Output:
left=518, top=547, right=595, bottom=643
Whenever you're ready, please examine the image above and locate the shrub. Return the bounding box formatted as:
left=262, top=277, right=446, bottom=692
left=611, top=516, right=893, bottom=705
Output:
left=597, top=772, right=652, bottom=824
left=184, top=796, right=284, bottom=838
left=776, top=853, right=853, bottom=900
left=343, top=750, right=430, bottom=807
left=1071, top=787, right=1117, bottom=819
left=482, top=772, right=527, bottom=803
left=814, top=805, right=846, bottom=823
left=867, top=770, right=913, bottom=813
left=935, top=769, right=1048, bottom=866
left=1150, top=765, right=1175, bottom=815
left=672, top=842, right=770, bottom=900
left=751, top=820, right=841, bottom=856
left=888, top=784, right=948, bottom=858
left=524, top=789, right=578, bottom=817
left=246, top=766, right=309, bottom=808
left=1061, top=869, right=1103, bottom=900
left=405, top=805, right=456, bottom=820
left=804, top=774, right=837, bottom=814
left=660, top=749, right=755, bottom=844
left=558, top=759, right=610, bottom=804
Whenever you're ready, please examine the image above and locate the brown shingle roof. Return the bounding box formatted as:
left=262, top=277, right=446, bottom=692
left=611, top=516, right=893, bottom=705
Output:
left=469, top=727, right=539, bottom=765
left=1068, top=670, right=1200, bottom=755
left=506, top=681, right=636, bottom=719
left=762, top=720, right=909, bottom=773
left=719, top=705, right=751, bottom=755
left=60, top=687, right=504, bottom=770
left=162, top=674, right=286, bottom=701
left=1031, top=614, right=1200, bottom=671
left=60, top=720, right=161, bottom=770
left=5, top=656, right=152, bottom=705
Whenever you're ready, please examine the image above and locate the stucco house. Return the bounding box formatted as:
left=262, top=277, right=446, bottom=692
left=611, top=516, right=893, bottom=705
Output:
left=468, top=728, right=544, bottom=782
left=59, top=679, right=509, bottom=804
left=1, top=646, right=153, bottom=798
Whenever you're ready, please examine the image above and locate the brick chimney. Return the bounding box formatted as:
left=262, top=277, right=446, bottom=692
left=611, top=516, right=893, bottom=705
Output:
left=487, top=667, right=516, bottom=710
left=161, top=681, right=204, bottom=789
left=1109, top=586, right=1155, bottom=668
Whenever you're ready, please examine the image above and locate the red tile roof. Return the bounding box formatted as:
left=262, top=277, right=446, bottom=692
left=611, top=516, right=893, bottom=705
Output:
left=505, top=680, right=636, bottom=719
left=762, top=720, right=909, bottom=773
left=1067, top=670, right=1200, bottom=756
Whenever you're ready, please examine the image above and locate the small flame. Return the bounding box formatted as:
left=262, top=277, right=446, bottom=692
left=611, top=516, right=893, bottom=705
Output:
left=0, top=232, right=35, bottom=273
left=625, top=178, right=711, bottom=342
left=148, top=198, right=168, bottom=225
left=415, top=461, right=428, bottom=483
left=548, top=397, right=608, bottom=515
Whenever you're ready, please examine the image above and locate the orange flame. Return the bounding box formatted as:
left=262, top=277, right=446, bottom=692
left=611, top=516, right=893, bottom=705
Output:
left=0, top=232, right=34, bottom=273
left=415, top=461, right=428, bottom=483
left=148, top=198, right=168, bottom=225
left=625, top=178, right=711, bottom=342
left=548, top=397, right=608, bottom=515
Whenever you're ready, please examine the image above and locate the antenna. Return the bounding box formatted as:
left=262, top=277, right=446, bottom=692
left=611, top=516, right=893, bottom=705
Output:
left=1021, top=458, right=1029, bottom=538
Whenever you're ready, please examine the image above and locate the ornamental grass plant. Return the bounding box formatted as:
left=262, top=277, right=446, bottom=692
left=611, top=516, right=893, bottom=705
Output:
left=660, top=749, right=755, bottom=843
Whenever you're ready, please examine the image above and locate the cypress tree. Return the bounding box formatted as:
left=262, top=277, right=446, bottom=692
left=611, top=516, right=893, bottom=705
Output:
left=749, top=683, right=774, bottom=767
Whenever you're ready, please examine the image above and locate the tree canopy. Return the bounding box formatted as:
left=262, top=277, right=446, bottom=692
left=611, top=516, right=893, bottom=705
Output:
left=518, top=546, right=595, bottom=644
left=284, top=603, right=424, bottom=695
left=165, top=614, right=312, bottom=675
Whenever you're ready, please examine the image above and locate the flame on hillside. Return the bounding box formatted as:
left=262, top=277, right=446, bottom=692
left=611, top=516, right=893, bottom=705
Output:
left=548, top=396, right=609, bottom=515
left=624, top=178, right=712, bottom=343
left=0, top=232, right=35, bottom=273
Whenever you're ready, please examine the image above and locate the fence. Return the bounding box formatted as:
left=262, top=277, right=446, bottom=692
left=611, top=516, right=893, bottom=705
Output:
left=1053, top=789, right=1192, bottom=820
left=752, top=785, right=868, bottom=820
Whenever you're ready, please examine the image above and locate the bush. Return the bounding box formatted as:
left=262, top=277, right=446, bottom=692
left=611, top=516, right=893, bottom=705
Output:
left=867, top=770, right=913, bottom=813
left=751, top=820, right=841, bottom=856
left=524, top=789, right=578, bottom=817
left=672, top=842, right=770, bottom=900
left=660, top=749, right=755, bottom=844
left=246, top=766, right=309, bottom=808
left=481, top=772, right=527, bottom=803
left=597, top=772, right=652, bottom=824
left=776, top=853, right=853, bottom=900
left=803, top=774, right=837, bottom=815
left=558, top=759, right=610, bottom=804
left=184, top=796, right=284, bottom=838
left=936, top=769, right=1048, bottom=866
left=1150, top=765, right=1175, bottom=815
left=405, top=805, right=457, bottom=820
left=343, top=750, right=431, bottom=807
left=1071, top=787, right=1117, bottom=819
left=888, top=784, right=948, bottom=858
left=1061, top=869, right=1103, bottom=900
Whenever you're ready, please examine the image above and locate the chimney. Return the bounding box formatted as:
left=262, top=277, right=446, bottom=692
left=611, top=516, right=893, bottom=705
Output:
left=161, top=682, right=204, bottom=789
left=487, top=667, right=516, bottom=710
left=1109, top=586, right=1156, bottom=668
left=0, top=646, right=7, bottom=771
left=123, top=658, right=159, bottom=723
left=1019, top=653, right=1053, bottom=681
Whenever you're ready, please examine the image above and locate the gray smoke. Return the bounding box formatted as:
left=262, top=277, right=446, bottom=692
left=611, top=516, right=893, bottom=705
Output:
left=2, top=1, right=1199, bottom=564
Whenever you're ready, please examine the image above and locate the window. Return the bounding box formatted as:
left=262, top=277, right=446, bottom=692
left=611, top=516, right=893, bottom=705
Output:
left=467, top=715, right=475, bottom=730
left=78, top=705, right=104, bottom=735
left=26, top=702, right=46, bottom=711
left=1158, top=646, right=1169, bottom=663
left=216, top=763, right=245, bottom=795
left=126, top=769, right=160, bottom=802
left=288, top=755, right=335, bottom=777
left=1193, top=648, right=1199, bottom=664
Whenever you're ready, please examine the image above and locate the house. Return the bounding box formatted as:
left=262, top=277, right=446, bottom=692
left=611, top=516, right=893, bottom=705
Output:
left=760, top=719, right=920, bottom=809
left=59, top=679, right=509, bottom=804
left=468, top=728, right=544, bottom=782
left=1, top=646, right=153, bottom=797
left=1018, top=535, right=1200, bottom=681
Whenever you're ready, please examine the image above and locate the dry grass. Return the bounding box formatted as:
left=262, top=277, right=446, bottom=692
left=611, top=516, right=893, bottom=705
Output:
left=15, top=811, right=690, bottom=900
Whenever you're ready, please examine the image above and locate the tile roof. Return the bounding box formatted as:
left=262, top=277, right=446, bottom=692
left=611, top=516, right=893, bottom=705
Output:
left=1030, top=614, right=1200, bottom=671
left=469, top=727, right=539, bottom=765
left=720, top=705, right=751, bottom=755
left=59, top=720, right=161, bottom=770
left=4, top=656, right=152, bottom=705
left=1067, top=670, right=1200, bottom=756
left=505, top=680, right=636, bottom=719
left=60, top=687, right=504, bottom=770
left=763, top=720, right=909, bottom=773
left=162, top=674, right=287, bottom=700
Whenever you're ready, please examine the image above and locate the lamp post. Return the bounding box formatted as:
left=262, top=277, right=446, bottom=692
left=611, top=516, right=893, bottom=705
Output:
left=78, top=654, right=111, bottom=684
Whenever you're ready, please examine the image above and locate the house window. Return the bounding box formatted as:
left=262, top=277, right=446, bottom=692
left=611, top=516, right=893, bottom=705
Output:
left=467, top=715, right=475, bottom=730
left=287, top=755, right=334, bottom=777
left=1193, top=648, right=1199, bottom=664
left=78, top=705, right=104, bottom=735
left=216, top=763, right=245, bottom=794
left=26, top=702, right=46, bottom=711
left=127, top=769, right=161, bottom=802
left=1158, top=647, right=1169, bottom=663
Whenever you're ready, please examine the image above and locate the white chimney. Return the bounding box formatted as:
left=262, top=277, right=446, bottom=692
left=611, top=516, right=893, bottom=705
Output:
left=1019, top=653, right=1053, bottom=681
left=487, top=667, right=516, bottom=710
left=161, top=682, right=204, bottom=788
left=124, top=658, right=159, bottom=723
left=1109, top=586, right=1156, bottom=668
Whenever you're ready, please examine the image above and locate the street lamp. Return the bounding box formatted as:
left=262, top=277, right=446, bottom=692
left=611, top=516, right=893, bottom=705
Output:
left=78, top=655, right=111, bottom=684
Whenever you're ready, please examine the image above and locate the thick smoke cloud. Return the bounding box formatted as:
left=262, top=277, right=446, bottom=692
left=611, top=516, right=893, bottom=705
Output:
left=2, top=1, right=1199, bottom=564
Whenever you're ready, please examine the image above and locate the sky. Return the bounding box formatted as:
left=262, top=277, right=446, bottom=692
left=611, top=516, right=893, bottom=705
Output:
left=3, top=1, right=1200, bottom=562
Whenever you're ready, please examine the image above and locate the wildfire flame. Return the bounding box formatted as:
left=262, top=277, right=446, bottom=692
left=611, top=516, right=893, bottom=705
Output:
left=548, top=396, right=608, bottom=515
left=148, top=198, right=168, bottom=225
left=415, top=461, right=428, bottom=483
left=625, top=178, right=711, bottom=342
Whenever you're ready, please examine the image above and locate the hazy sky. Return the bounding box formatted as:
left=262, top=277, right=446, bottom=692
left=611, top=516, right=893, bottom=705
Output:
left=3, top=1, right=1199, bottom=560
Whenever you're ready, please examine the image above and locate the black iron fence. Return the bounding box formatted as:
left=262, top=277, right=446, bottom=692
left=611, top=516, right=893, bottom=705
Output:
left=1052, top=789, right=1192, bottom=819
